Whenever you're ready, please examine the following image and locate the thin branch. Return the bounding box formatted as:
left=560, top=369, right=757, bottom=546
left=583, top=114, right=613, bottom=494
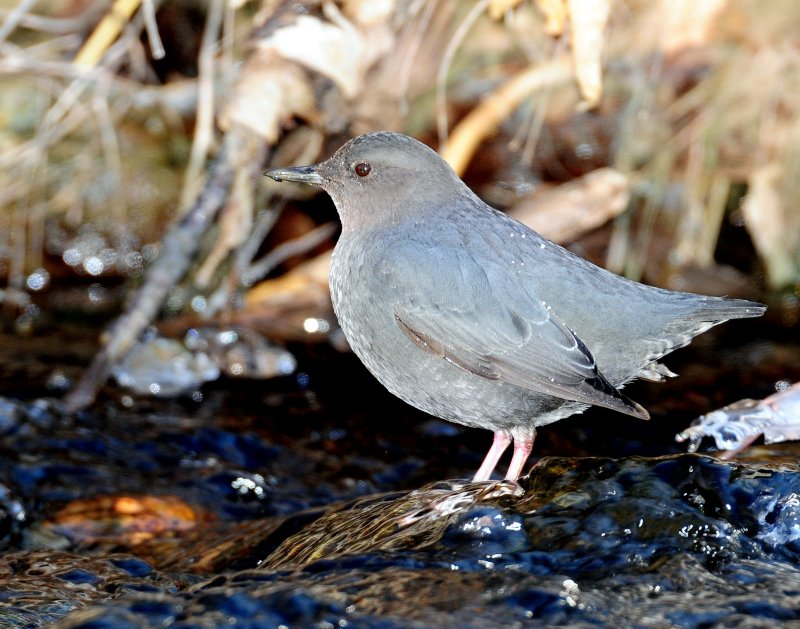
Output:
left=142, top=0, right=165, bottom=59
left=181, top=0, right=225, bottom=208
left=440, top=55, right=573, bottom=175
left=242, top=222, right=337, bottom=287
left=0, top=5, right=105, bottom=35
left=393, top=0, right=438, bottom=113
left=0, top=0, right=38, bottom=44
left=74, top=0, right=143, bottom=67
left=436, top=0, right=490, bottom=146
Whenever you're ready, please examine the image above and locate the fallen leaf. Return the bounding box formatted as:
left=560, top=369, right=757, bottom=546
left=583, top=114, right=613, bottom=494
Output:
left=741, top=162, right=799, bottom=288
left=535, top=0, right=567, bottom=35
left=488, top=0, right=525, bottom=21
left=219, top=48, right=317, bottom=142
left=567, top=0, right=610, bottom=108
left=509, top=168, right=629, bottom=242
left=259, top=3, right=367, bottom=99
left=45, top=495, right=200, bottom=545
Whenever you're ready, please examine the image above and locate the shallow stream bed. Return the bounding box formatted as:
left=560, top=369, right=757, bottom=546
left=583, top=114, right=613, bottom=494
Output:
left=0, top=315, right=798, bottom=628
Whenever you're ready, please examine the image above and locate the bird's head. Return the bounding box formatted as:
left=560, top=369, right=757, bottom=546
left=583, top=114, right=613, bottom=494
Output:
left=266, top=132, right=472, bottom=231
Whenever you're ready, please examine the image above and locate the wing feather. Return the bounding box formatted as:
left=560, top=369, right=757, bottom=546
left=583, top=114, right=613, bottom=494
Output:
left=389, top=245, right=648, bottom=420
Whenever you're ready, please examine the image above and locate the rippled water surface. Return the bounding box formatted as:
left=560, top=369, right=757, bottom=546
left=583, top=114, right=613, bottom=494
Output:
left=0, top=319, right=798, bottom=628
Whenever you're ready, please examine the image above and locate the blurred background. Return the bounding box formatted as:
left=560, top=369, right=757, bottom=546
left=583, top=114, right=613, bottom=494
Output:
left=0, top=2, right=799, bottom=625
left=1, top=0, right=797, bottom=360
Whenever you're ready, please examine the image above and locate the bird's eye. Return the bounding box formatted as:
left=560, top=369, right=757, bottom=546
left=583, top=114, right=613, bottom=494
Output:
left=354, top=162, right=371, bottom=177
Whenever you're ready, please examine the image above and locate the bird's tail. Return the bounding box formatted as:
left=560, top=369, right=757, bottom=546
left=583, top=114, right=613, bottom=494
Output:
left=687, top=297, right=766, bottom=322
left=648, top=296, right=766, bottom=363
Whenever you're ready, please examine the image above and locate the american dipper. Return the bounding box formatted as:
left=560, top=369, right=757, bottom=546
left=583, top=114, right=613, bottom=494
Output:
left=266, top=132, right=765, bottom=481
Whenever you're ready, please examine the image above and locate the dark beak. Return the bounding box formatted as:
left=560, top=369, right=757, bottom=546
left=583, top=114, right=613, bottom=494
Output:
left=264, top=164, right=324, bottom=185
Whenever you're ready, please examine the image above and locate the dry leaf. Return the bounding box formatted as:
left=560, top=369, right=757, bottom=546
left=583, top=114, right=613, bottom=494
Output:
left=509, top=168, right=629, bottom=243
left=488, top=0, right=525, bottom=21
left=46, top=495, right=199, bottom=545
left=219, top=48, right=316, bottom=142
left=658, top=0, right=729, bottom=55
left=567, top=0, right=610, bottom=108
left=246, top=251, right=331, bottom=309
left=535, top=0, right=568, bottom=35
left=741, top=162, right=798, bottom=288
left=259, top=3, right=367, bottom=99
left=343, top=0, right=396, bottom=27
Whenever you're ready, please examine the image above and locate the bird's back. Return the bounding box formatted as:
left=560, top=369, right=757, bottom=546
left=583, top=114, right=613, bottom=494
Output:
left=449, top=202, right=764, bottom=386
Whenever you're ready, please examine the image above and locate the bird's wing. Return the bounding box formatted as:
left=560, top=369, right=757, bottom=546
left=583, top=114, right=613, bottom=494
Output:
left=388, top=245, right=648, bottom=419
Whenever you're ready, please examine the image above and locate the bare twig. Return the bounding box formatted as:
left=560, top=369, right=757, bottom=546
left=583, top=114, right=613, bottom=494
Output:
left=236, top=206, right=284, bottom=279
left=92, top=86, right=126, bottom=223
left=436, top=0, right=490, bottom=146
left=0, top=0, right=38, bottom=44
left=142, top=0, right=165, bottom=59
left=200, top=203, right=285, bottom=319
left=0, top=50, right=109, bottom=80
left=440, top=55, right=573, bottom=175
left=181, top=0, right=225, bottom=208
left=242, top=222, right=337, bottom=287
left=74, top=0, right=143, bottom=67
left=0, top=6, right=103, bottom=34
left=392, top=0, right=438, bottom=112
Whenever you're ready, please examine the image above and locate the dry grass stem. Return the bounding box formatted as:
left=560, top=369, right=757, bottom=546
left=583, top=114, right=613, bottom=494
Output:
left=73, top=0, right=143, bottom=67
left=441, top=55, right=573, bottom=175
left=567, top=0, right=609, bottom=108
left=181, top=0, right=224, bottom=209
left=435, top=0, right=491, bottom=146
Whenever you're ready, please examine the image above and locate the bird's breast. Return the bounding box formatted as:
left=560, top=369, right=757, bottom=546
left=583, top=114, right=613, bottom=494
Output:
left=329, top=234, right=400, bottom=357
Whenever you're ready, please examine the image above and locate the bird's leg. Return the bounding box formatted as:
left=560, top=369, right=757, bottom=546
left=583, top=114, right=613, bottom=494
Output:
left=505, top=430, right=536, bottom=481
left=472, top=431, right=512, bottom=482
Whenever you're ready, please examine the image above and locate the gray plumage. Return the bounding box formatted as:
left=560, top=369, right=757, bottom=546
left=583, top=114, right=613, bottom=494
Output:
left=266, top=132, right=765, bottom=481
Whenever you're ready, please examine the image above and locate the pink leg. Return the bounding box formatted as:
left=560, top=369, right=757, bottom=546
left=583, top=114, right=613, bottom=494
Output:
left=472, top=431, right=511, bottom=481
left=505, top=432, right=535, bottom=481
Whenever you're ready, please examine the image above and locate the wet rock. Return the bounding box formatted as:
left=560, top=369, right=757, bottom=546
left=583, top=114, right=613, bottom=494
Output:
left=37, top=454, right=800, bottom=628
left=184, top=326, right=296, bottom=379
left=112, top=336, right=220, bottom=397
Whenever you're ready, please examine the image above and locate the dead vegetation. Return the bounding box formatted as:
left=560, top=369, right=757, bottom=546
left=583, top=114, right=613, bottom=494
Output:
left=0, top=0, right=796, bottom=406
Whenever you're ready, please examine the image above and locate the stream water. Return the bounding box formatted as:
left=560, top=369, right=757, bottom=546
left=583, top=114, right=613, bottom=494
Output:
left=0, top=309, right=798, bottom=628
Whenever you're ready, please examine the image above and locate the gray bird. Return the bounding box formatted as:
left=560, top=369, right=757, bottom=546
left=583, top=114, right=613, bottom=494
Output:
left=266, top=132, right=765, bottom=482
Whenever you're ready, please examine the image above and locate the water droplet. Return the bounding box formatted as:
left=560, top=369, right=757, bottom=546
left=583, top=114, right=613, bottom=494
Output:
left=63, top=248, right=81, bottom=266
left=125, top=251, right=144, bottom=271
left=88, top=283, right=107, bottom=303
left=26, top=269, right=49, bottom=291
left=229, top=362, right=244, bottom=376
left=303, top=318, right=330, bottom=334
left=190, top=295, right=207, bottom=312
left=217, top=330, right=238, bottom=344
left=575, top=143, right=594, bottom=159
left=100, top=248, right=118, bottom=269
left=83, top=256, right=104, bottom=276
left=277, top=353, right=297, bottom=374
left=142, top=243, right=159, bottom=261
left=46, top=370, right=71, bottom=391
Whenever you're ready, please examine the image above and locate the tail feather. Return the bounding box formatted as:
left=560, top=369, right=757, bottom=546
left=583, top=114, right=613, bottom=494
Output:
left=648, top=297, right=765, bottom=365
left=687, top=298, right=766, bottom=322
